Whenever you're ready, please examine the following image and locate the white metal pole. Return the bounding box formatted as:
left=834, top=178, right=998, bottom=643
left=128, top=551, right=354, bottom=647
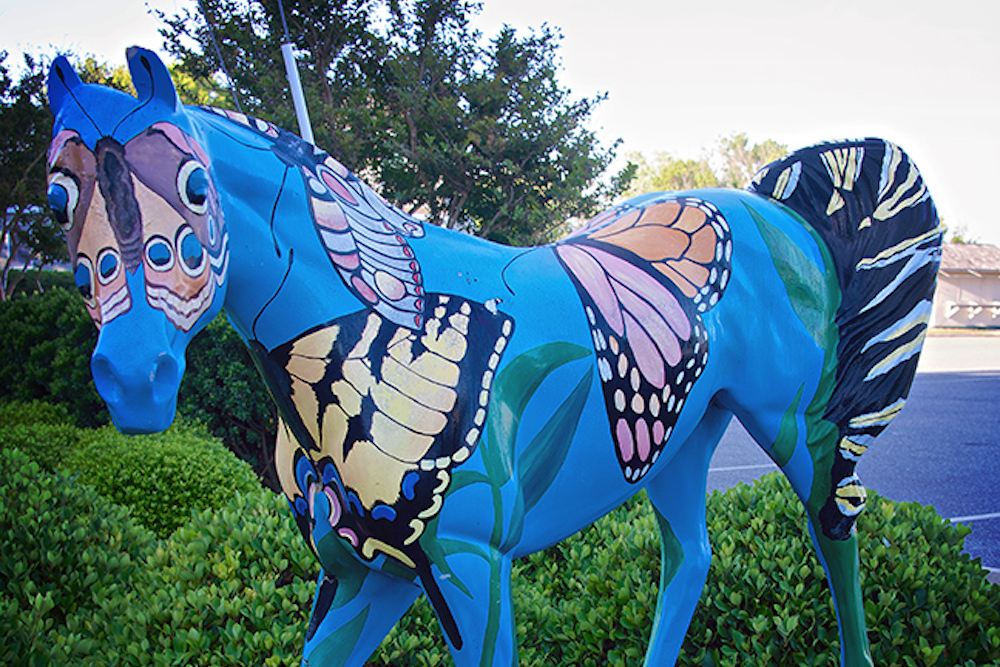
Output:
left=280, top=42, right=314, bottom=144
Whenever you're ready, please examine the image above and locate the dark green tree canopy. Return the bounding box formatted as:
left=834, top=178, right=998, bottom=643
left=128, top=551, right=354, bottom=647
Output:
left=159, top=0, right=626, bottom=245
left=0, top=52, right=63, bottom=300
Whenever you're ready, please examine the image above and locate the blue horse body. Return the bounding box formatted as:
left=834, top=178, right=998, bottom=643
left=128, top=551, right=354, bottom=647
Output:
left=204, top=110, right=822, bottom=546
left=46, top=49, right=941, bottom=666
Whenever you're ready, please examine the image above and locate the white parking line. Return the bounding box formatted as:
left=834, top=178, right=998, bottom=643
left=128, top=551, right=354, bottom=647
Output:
left=946, top=511, right=1000, bottom=523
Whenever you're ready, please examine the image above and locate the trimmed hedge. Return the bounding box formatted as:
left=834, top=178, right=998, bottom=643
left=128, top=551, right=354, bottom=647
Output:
left=1, top=446, right=316, bottom=666
left=0, top=289, right=279, bottom=486
left=1, top=401, right=263, bottom=538
left=65, top=421, right=262, bottom=538
left=0, top=448, right=157, bottom=666
left=0, top=399, right=74, bottom=427
left=3, top=448, right=998, bottom=665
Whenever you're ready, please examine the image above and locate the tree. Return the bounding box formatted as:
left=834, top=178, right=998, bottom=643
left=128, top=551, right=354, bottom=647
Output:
left=75, top=56, right=234, bottom=107
left=159, top=0, right=625, bottom=245
left=715, top=132, right=788, bottom=188
left=0, top=52, right=64, bottom=301
left=625, top=133, right=788, bottom=197
left=624, top=151, right=720, bottom=194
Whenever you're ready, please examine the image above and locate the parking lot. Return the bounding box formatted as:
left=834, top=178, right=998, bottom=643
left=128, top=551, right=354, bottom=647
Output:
left=707, top=331, right=1000, bottom=581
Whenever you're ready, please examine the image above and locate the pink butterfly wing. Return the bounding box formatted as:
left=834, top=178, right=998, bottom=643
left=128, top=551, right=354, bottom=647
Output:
left=554, top=195, right=732, bottom=482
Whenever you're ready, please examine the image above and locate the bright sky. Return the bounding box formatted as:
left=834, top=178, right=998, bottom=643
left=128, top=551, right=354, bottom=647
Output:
left=2, top=0, right=998, bottom=245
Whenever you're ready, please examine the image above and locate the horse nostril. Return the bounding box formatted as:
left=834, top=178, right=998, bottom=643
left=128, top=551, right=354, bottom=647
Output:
left=91, top=353, right=123, bottom=404
left=151, top=354, right=180, bottom=403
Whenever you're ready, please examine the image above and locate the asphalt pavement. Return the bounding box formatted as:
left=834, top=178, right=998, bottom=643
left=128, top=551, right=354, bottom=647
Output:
left=706, top=330, right=1000, bottom=583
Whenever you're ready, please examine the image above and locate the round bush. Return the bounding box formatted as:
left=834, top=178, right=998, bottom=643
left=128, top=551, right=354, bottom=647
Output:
left=66, top=421, right=262, bottom=537
left=87, top=489, right=319, bottom=667
left=0, top=399, right=74, bottom=428
left=0, top=447, right=157, bottom=665
left=370, top=473, right=1000, bottom=666
left=0, top=421, right=84, bottom=474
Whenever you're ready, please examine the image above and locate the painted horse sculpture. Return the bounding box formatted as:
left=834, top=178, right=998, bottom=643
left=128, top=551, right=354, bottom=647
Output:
left=47, top=48, right=941, bottom=666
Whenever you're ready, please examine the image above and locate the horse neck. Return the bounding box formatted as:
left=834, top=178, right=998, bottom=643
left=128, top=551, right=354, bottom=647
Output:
left=194, top=116, right=354, bottom=347
left=190, top=109, right=527, bottom=351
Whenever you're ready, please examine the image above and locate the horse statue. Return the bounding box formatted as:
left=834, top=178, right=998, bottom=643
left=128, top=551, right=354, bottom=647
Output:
left=46, top=48, right=941, bottom=667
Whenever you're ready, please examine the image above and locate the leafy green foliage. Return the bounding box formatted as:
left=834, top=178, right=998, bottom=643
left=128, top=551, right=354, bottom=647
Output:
left=0, top=448, right=157, bottom=666
left=0, top=398, right=73, bottom=428
left=0, top=421, right=83, bottom=473
left=0, top=288, right=105, bottom=427
left=93, top=492, right=319, bottom=667
left=0, top=52, right=66, bottom=300
left=160, top=0, right=626, bottom=245
left=0, top=399, right=85, bottom=482
left=371, top=473, right=1000, bottom=666
left=625, top=133, right=789, bottom=196
left=0, top=293, right=278, bottom=484
left=3, top=442, right=997, bottom=666
left=65, top=421, right=261, bottom=537
left=179, top=314, right=279, bottom=490
left=0, top=446, right=316, bottom=666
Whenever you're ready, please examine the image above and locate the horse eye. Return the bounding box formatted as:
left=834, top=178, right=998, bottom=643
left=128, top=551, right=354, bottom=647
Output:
left=74, top=257, right=95, bottom=303
left=144, top=236, right=174, bottom=271
left=96, top=248, right=121, bottom=285
left=177, top=160, right=209, bottom=214
left=178, top=227, right=206, bottom=276
left=48, top=174, right=79, bottom=229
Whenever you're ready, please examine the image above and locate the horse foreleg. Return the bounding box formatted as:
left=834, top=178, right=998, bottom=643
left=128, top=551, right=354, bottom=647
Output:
left=301, top=561, right=422, bottom=667
left=642, top=405, right=731, bottom=666
left=424, top=546, right=516, bottom=667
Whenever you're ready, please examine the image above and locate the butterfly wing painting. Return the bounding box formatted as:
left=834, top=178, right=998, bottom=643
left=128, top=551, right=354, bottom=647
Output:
left=553, top=196, right=732, bottom=482
left=47, top=123, right=228, bottom=332
left=260, top=294, right=514, bottom=648
left=203, top=107, right=426, bottom=329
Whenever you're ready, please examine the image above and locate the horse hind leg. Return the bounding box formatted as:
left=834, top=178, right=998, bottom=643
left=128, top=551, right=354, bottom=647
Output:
left=737, top=397, right=874, bottom=667
left=642, top=404, right=732, bottom=666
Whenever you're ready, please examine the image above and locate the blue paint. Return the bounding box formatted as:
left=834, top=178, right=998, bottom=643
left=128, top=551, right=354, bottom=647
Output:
left=48, top=48, right=942, bottom=667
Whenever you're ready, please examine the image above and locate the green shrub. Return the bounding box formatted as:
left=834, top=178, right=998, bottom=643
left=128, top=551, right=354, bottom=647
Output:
left=3, top=457, right=997, bottom=665
left=370, top=473, right=1000, bottom=667
left=1, top=448, right=316, bottom=666
left=0, top=399, right=74, bottom=427
left=679, top=475, right=1000, bottom=667
left=0, top=400, right=83, bottom=473
left=178, top=314, right=279, bottom=490
left=93, top=490, right=320, bottom=667
left=0, top=447, right=157, bottom=666
left=0, top=421, right=84, bottom=473
left=0, top=290, right=278, bottom=483
left=0, top=288, right=106, bottom=428
left=65, top=421, right=262, bottom=537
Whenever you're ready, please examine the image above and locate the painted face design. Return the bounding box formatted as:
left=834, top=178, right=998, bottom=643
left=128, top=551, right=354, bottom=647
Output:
left=47, top=123, right=227, bottom=331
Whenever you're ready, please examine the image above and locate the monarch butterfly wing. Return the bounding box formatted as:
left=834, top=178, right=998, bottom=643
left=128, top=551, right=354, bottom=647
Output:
left=555, top=196, right=732, bottom=482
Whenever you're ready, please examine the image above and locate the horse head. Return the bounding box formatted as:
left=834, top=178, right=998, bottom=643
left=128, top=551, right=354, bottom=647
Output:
left=47, top=48, right=229, bottom=433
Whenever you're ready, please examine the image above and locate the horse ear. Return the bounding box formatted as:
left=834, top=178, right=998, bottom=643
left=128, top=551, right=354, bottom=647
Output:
left=48, top=56, right=83, bottom=116
left=126, top=47, right=180, bottom=111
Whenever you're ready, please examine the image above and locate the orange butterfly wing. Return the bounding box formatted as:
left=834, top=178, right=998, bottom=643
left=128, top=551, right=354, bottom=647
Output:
left=554, top=196, right=732, bottom=481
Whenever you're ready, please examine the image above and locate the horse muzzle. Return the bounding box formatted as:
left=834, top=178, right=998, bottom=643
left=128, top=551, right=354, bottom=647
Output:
left=90, top=302, right=189, bottom=434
